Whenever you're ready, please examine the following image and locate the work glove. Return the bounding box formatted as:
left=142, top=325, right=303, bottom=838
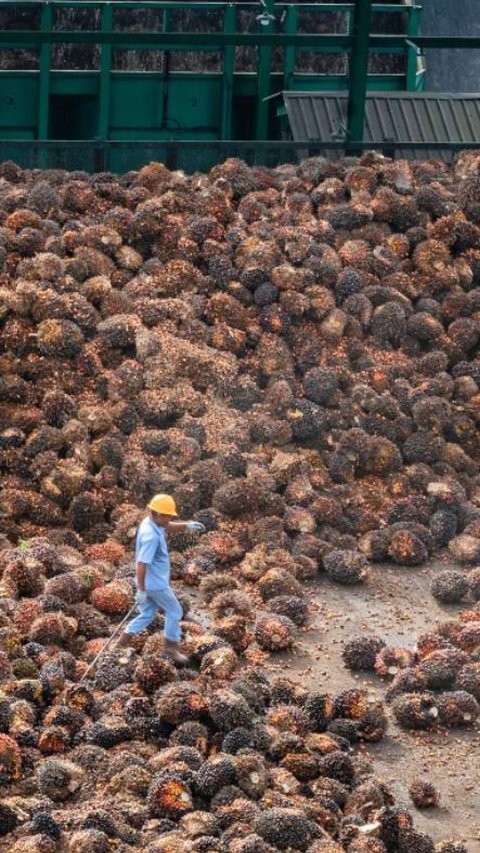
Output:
left=186, top=521, right=206, bottom=533
left=135, top=590, right=147, bottom=606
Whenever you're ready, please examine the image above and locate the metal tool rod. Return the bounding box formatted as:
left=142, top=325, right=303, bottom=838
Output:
left=80, top=603, right=137, bottom=682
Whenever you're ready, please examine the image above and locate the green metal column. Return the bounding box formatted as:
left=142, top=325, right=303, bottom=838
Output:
left=283, top=4, right=298, bottom=91
left=346, top=0, right=373, bottom=144
left=37, top=2, right=53, bottom=141
left=405, top=4, right=422, bottom=91
left=99, top=4, right=114, bottom=139
left=255, top=0, right=275, bottom=140
left=221, top=3, right=236, bottom=139
left=161, top=8, right=171, bottom=131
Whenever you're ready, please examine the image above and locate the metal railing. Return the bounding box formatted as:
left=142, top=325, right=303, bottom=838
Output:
left=1, top=138, right=479, bottom=173
left=0, top=2, right=479, bottom=143
left=0, top=1, right=423, bottom=142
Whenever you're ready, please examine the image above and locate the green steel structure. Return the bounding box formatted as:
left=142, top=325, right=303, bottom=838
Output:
left=0, top=0, right=479, bottom=170
left=0, top=2, right=423, bottom=146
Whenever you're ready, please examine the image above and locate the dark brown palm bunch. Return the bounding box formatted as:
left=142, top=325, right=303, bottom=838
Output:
left=409, top=780, right=441, bottom=809
left=430, top=570, right=470, bottom=604
left=383, top=606, right=480, bottom=733
left=342, top=635, right=386, bottom=671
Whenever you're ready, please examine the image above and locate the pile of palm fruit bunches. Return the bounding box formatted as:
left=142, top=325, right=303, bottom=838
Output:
left=1, top=151, right=480, bottom=850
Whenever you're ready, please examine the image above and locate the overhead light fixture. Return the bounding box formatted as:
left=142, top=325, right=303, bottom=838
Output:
left=256, top=0, right=276, bottom=27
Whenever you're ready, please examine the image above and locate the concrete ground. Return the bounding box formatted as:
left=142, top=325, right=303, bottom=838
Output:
left=276, top=560, right=480, bottom=851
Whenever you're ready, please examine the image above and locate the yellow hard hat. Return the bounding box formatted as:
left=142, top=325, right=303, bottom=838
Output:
left=147, top=494, right=178, bottom=516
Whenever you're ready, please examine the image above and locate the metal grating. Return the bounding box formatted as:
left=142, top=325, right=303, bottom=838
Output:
left=283, top=91, right=480, bottom=159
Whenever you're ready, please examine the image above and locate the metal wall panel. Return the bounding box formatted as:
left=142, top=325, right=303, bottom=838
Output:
left=283, top=91, right=480, bottom=159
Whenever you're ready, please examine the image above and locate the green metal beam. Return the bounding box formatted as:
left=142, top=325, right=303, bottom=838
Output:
left=0, top=2, right=421, bottom=11
left=160, top=7, right=170, bottom=130
left=283, top=4, right=298, bottom=91
left=98, top=4, right=113, bottom=139
left=405, top=2, right=421, bottom=90
left=37, top=3, right=52, bottom=141
left=396, top=36, right=480, bottom=48
left=2, top=31, right=480, bottom=49
left=0, top=31, right=353, bottom=48
left=347, top=0, right=372, bottom=143
left=2, top=139, right=479, bottom=153
left=221, top=3, right=235, bottom=139
left=255, top=0, right=275, bottom=140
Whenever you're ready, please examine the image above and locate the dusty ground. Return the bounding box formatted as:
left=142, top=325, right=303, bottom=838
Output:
left=186, top=556, right=480, bottom=848
left=267, top=560, right=480, bottom=851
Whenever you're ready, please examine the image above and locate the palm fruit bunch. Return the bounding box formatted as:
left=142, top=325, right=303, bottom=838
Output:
left=342, top=635, right=386, bottom=671
left=409, top=780, right=441, bottom=809
left=386, top=606, right=480, bottom=731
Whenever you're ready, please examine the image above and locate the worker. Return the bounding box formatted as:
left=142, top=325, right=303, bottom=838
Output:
left=117, top=494, right=205, bottom=664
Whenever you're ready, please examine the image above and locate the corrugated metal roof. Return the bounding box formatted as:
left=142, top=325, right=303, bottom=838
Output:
left=283, top=91, right=480, bottom=159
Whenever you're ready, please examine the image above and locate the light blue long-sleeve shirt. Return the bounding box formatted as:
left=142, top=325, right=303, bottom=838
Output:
left=135, top=516, right=171, bottom=591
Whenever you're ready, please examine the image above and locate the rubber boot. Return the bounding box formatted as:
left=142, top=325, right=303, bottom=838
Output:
left=163, top=639, right=189, bottom=666
left=116, top=632, right=133, bottom=649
